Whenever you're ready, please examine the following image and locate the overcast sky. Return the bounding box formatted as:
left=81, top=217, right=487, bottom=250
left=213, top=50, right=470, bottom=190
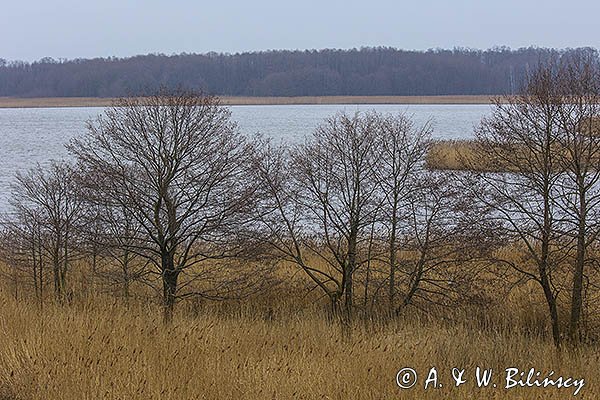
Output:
left=1, top=0, right=598, bottom=61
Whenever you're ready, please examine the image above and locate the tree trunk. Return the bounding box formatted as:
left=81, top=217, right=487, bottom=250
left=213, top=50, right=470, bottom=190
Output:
left=363, top=222, right=376, bottom=315
left=388, top=216, right=397, bottom=315
left=31, top=237, right=39, bottom=301
left=345, top=227, right=358, bottom=322
left=540, top=272, right=561, bottom=348
left=53, top=246, right=62, bottom=299
left=540, top=214, right=561, bottom=348
left=122, top=250, right=131, bottom=303
left=569, top=187, right=587, bottom=343
left=387, top=189, right=401, bottom=316
left=541, top=168, right=561, bottom=348
left=162, top=252, right=179, bottom=324
left=343, top=267, right=353, bottom=321
left=38, top=237, right=44, bottom=308
left=363, top=257, right=371, bottom=310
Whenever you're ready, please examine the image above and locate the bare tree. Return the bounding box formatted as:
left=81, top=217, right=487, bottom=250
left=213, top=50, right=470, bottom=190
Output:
left=468, top=58, right=600, bottom=346
left=79, top=197, right=151, bottom=302
left=372, top=112, right=431, bottom=314
left=393, top=171, right=490, bottom=313
left=0, top=206, right=44, bottom=302
left=8, top=162, right=84, bottom=301
left=69, top=90, right=257, bottom=322
left=469, top=63, right=568, bottom=347
left=292, top=112, right=382, bottom=321
left=554, top=57, right=600, bottom=343
left=254, top=112, right=380, bottom=322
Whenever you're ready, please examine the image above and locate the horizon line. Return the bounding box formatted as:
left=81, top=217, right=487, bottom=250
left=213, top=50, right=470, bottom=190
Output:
left=2, top=45, right=598, bottom=65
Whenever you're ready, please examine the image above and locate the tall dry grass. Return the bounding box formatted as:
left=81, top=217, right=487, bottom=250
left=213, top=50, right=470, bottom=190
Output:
left=426, top=140, right=480, bottom=171
left=0, top=95, right=495, bottom=109
left=0, top=285, right=597, bottom=400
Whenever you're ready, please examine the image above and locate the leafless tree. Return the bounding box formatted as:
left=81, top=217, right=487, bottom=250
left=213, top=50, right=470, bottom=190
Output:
left=254, top=112, right=381, bottom=322
left=372, top=112, right=431, bottom=314
left=468, top=58, right=600, bottom=346
left=79, top=196, right=151, bottom=302
left=1, top=206, right=39, bottom=299
left=0, top=213, right=44, bottom=302
left=469, top=63, right=568, bottom=347
left=553, top=57, right=600, bottom=343
left=7, top=162, right=84, bottom=301
left=254, top=111, right=489, bottom=323
left=393, top=171, right=490, bottom=313
left=69, top=90, right=258, bottom=322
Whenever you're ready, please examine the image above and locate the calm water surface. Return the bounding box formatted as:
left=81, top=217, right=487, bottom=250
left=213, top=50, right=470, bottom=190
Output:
left=0, top=104, right=490, bottom=210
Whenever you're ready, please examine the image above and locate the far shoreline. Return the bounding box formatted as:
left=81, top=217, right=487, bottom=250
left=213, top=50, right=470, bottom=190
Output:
left=0, top=95, right=496, bottom=108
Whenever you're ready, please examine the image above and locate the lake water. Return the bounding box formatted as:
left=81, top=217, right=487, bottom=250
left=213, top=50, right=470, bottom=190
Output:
left=0, top=104, right=491, bottom=211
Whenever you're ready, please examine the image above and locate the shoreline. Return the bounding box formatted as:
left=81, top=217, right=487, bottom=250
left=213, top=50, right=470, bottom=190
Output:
left=0, top=95, right=496, bottom=108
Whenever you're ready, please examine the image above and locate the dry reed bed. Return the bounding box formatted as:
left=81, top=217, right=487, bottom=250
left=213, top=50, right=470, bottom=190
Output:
left=0, top=290, right=597, bottom=400
left=426, top=139, right=478, bottom=171
left=0, top=95, right=495, bottom=109
left=426, top=132, right=600, bottom=171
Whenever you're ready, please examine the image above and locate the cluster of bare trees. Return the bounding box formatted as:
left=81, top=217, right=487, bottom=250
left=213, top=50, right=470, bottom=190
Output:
left=1, top=163, right=84, bottom=303
left=253, top=112, right=491, bottom=326
left=1, top=90, right=480, bottom=325
left=1, top=93, right=270, bottom=321
left=466, top=56, right=600, bottom=347
left=2, top=57, right=600, bottom=348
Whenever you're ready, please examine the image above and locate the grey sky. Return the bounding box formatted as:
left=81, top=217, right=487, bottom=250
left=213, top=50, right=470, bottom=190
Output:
left=1, top=0, right=598, bottom=61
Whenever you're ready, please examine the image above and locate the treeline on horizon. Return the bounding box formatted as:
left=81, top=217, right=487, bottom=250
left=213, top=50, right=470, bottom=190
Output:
left=0, top=46, right=598, bottom=98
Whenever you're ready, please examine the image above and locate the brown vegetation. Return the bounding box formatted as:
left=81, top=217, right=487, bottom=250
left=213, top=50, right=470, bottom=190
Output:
left=0, top=271, right=597, bottom=400
left=0, top=95, right=495, bottom=108
left=426, top=140, right=479, bottom=171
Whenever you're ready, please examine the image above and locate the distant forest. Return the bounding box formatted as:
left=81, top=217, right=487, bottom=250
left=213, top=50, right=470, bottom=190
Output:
left=0, top=46, right=597, bottom=97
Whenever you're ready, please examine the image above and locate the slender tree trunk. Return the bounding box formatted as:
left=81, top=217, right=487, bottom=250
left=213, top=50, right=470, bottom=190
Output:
left=541, top=193, right=561, bottom=348
left=38, top=236, right=44, bottom=308
left=388, top=195, right=399, bottom=315
left=122, top=250, right=131, bottom=303
left=540, top=270, right=561, bottom=348
left=343, top=267, right=353, bottom=321
left=363, top=221, right=376, bottom=314
left=404, top=263, right=424, bottom=308
left=53, top=245, right=61, bottom=299
left=61, top=237, right=68, bottom=298
left=345, top=226, right=358, bottom=322
left=540, top=140, right=561, bottom=348
left=162, top=251, right=178, bottom=324
left=31, top=236, right=39, bottom=301
left=363, top=256, right=371, bottom=310
left=569, top=183, right=587, bottom=343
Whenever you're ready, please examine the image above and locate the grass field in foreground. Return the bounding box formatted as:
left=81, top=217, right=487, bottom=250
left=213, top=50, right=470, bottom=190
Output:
left=0, top=287, right=596, bottom=400
left=0, top=95, right=495, bottom=108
